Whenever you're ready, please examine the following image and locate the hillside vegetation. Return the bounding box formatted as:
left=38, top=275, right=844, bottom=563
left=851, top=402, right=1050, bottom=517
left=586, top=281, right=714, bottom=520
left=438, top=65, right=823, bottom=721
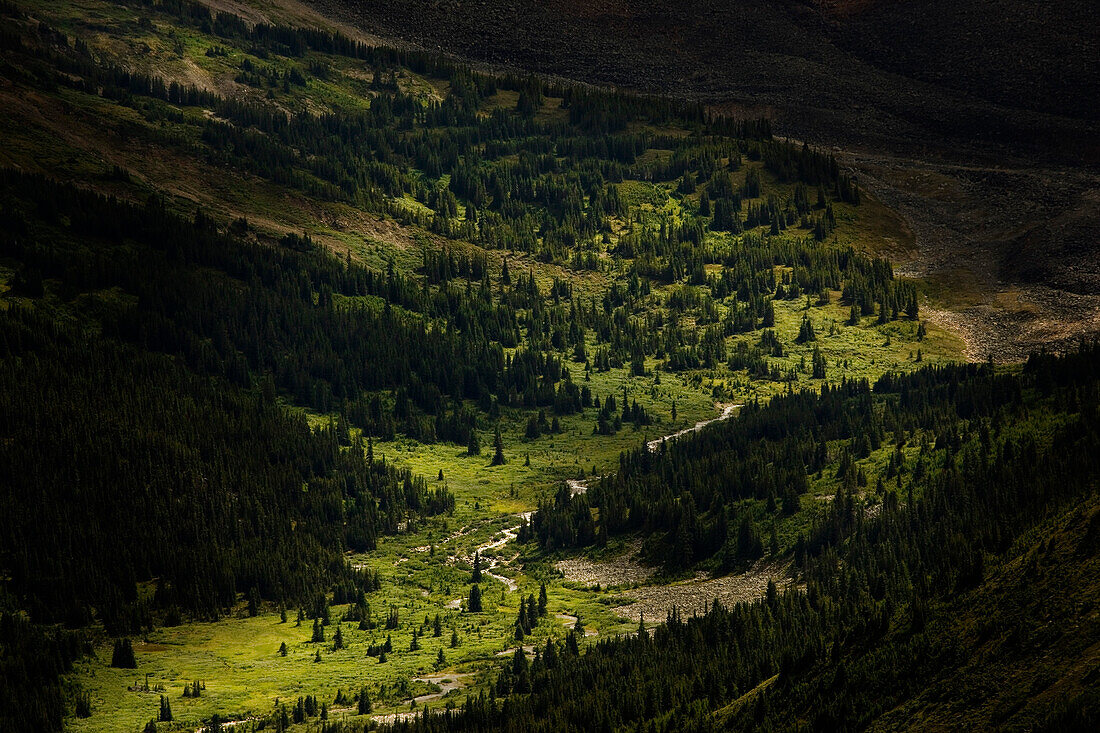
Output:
left=3, top=1, right=1091, bottom=732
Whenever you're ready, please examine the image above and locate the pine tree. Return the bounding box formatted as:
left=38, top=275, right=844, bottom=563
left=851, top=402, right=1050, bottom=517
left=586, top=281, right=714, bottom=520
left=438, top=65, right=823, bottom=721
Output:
left=468, top=584, right=483, bottom=612
left=526, top=594, right=538, bottom=627
left=111, top=638, right=136, bottom=669
left=812, top=345, right=827, bottom=379
left=797, top=315, right=816, bottom=343
left=311, top=618, right=324, bottom=643
left=472, top=551, right=482, bottom=583
left=491, top=426, right=505, bottom=465
left=279, top=642, right=288, bottom=657
left=333, top=624, right=344, bottom=650
left=358, top=687, right=372, bottom=714
left=159, top=695, right=173, bottom=722
left=75, top=692, right=92, bottom=718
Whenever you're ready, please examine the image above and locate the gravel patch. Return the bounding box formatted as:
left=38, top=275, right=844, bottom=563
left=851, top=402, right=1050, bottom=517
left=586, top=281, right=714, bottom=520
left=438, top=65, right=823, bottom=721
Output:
left=611, top=560, right=793, bottom=623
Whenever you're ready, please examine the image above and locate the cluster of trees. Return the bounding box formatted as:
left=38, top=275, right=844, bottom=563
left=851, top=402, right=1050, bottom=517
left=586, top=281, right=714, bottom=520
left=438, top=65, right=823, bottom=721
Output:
left=512, top=585, right=549, bottom=641
left=529, top=353, right=1029, bottom=575
left=0, top=611, right=88, bottom=731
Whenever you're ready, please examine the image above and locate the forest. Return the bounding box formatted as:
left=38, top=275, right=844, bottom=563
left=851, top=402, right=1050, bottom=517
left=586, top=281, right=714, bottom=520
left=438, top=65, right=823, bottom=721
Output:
left=0, top=0, right=1092, bottom=731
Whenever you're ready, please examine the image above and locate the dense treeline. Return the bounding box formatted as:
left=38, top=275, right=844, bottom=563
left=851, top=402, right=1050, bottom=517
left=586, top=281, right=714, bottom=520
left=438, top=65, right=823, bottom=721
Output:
left=0, top=170, right=572, bottom=421
left=343, top=344, right=1100, bottom=733
left=0, top=300, right=441, bottom=628
left=0, top=611, right=89, bottom=733
left=530, top=359, right=1009, bottom=565
left=0, top=170, right=482, bottom=628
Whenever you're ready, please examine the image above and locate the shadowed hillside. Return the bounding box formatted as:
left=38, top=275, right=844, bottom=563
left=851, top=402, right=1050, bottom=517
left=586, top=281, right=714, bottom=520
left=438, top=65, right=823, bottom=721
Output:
left=314, top=0, right=1099, bottom=157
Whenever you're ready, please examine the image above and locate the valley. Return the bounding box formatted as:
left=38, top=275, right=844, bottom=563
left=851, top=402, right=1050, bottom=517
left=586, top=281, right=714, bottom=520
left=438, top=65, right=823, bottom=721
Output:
left=0, top=1, right=1095, bottom=732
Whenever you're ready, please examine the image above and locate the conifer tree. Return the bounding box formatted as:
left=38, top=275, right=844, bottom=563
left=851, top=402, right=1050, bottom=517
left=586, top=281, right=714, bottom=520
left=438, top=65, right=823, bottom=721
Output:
left=472, top=551, right=482, bottom=583
left=110, top=638, right=136, bottom=669
left=468, top=584, right=483, bottom=613
left=491, top=426, right=505, bottom=465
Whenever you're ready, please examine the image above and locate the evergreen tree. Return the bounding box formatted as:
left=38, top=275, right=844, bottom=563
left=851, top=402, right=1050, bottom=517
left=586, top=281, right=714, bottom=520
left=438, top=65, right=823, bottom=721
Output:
left=468, top=584, right=483, bottom=613
left=491, top=426, right=505, bottom=466
left=110, top=638, right=136, bottom=669
left=812, top=345, right=827, bottom=379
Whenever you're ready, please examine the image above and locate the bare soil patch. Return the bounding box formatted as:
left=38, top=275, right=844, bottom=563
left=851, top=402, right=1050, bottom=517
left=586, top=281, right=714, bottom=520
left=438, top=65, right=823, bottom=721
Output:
left=610, top=560, right=793, bottom=623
